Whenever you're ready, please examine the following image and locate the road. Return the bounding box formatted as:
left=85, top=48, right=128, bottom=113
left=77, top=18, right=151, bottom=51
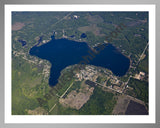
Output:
left=93, top=81, right=123, bottom=94
left=137, top=42, right=149, bottom=64
left=60, top=82, right=73, bottom=98
left=122, top=42, right=149, bottom=92
left=51, top=12, right=73, bottom=27
left=90, top=80, right=146, bottom=110
left=49, top=103, right=57, bottom=113
left=48, top=82, right=73, bottom=113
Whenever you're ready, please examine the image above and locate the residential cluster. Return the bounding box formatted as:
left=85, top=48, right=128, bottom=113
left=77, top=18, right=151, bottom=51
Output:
left=42, top=64, right=50, bottom=78
left=75, top=66, right=98, bottom=81
left=75, top=65, right=127, bottom=94
left=134, top=71, right=145, bottom=80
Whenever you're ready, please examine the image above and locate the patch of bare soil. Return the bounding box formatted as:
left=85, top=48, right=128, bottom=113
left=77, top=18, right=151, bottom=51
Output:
left=86, top=14, right=104, bottom=24
left=27, top=107, right=48, bottom=115
left=59, top=81, right=94, bottom=110
left=112, top=94, right=130, bottom=115
left=78, top=24, right=105, bottom=37
left=127, top=19, right=147, bottom=27
left=112, top=94, right=147, bottom=115
left=12, top=22, right=25, bottom=31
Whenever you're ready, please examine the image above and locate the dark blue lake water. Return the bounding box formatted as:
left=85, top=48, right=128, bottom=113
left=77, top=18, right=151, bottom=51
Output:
left=18, top=40, right=27, bottom=46
left=29, top=36, right=130, bottom=86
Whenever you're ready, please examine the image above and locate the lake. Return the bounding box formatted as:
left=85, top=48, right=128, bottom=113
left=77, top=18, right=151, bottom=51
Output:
left=29, top=36, right=130, bottom=86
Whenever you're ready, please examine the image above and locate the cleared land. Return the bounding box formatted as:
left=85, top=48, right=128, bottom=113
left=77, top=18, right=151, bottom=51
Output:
left=125, top=100, right=148, bottom=115
left=12, top=22, right=25, bottom=31
left=112, top=94, right=130, bottom=115
left=27, top=107, right=48, bottom=115
left=59, top=81, right=94, bottom=110
left=112, top=94, right=148, bottom=115
left=78, top=24, right=104, bottom=36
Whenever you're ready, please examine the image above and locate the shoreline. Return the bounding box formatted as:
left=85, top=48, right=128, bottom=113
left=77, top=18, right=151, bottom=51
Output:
left=107, top=42, right=132, bottom=78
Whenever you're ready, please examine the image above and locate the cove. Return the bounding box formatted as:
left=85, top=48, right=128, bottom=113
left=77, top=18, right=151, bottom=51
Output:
left=29, top=36, right=130, bottom=86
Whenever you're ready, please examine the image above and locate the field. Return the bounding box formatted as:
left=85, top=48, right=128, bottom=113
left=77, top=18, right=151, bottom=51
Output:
left=125, top=100, right=148, bottom=115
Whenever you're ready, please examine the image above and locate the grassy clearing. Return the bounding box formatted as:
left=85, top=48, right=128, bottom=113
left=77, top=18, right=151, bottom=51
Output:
left=12, top=56, right=49, bottom=114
